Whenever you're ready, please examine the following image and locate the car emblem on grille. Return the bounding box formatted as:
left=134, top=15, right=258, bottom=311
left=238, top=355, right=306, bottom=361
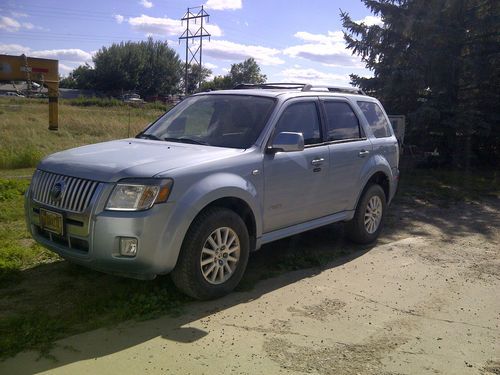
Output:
left=49, top=181, right=66, bottom=202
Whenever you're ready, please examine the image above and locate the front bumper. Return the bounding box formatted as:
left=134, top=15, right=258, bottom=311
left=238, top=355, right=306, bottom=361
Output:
left=25, top=183, right=177, bottom=279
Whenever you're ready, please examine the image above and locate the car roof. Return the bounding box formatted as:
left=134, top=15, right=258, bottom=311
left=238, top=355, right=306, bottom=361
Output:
left=192, top=83, right=377, bottom=101
left=195, top=88, right=376, bottom=102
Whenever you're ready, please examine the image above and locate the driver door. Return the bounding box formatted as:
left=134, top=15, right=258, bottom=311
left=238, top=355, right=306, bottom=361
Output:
left=263, top=98, right=330, bottom=232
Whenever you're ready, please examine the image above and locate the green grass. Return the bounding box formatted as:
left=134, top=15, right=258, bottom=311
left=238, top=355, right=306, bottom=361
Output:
left=0, top=176, right=189, bottom=358
left=0, top=178, right=58, bottom=283
left=0, top=97, right=167, bottom=169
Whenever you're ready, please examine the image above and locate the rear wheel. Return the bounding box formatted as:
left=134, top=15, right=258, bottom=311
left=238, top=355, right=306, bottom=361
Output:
left=346, top=184, right=386, bottom=244
left=171, top=207, right=249, bottom=300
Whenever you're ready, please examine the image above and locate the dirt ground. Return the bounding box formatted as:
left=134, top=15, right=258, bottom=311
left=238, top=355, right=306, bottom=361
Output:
left=1, top=197, right=499, bottom=375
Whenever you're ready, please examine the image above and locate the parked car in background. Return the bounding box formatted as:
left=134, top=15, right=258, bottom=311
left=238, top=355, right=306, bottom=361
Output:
left=1, top=91, right=25, bottom=97
left=122, top=93, right=144, bottom=104
left=25, top=83, right=399, bottom=299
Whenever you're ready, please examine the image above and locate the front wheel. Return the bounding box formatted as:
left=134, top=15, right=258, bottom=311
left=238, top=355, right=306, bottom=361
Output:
left=346, top=184, right=387, bottom=244
left=171, top=207, right=249, bottom=300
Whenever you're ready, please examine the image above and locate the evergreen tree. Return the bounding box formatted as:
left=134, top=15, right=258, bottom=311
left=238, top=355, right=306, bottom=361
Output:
left=341, top=0, right=499, bottom=167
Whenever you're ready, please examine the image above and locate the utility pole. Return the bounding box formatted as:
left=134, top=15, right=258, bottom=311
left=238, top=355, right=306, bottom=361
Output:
left=179, top=6, right=211, bottom=95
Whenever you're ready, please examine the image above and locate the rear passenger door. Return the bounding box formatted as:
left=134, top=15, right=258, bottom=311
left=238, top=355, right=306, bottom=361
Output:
left=321, top=99, right=373, bottom=213
left=263, top=98, right=331, bottom=232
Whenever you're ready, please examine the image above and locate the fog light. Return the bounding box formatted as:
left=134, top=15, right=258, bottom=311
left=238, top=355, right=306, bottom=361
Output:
left=120, top=237, right=138, bottom=257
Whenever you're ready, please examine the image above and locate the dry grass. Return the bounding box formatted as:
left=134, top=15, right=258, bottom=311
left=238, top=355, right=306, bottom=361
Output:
left=0, top=97, right=166, bottom=169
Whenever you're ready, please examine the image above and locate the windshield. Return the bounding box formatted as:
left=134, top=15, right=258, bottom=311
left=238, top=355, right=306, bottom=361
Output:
left=139, top=94, right=276, bottom=149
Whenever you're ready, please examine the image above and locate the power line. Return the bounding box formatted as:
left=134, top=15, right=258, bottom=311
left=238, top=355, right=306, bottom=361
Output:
left=179, top=6, right=211, bottom=94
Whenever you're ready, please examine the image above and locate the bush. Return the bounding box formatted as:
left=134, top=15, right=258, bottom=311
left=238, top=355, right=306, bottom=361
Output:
left=64, top=97, right=124, bottom=107
left=0, top=146, right=42, bottom=169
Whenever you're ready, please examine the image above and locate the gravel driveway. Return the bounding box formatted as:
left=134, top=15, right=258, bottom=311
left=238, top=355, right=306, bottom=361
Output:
left=1, top=197, right=499, bottom=375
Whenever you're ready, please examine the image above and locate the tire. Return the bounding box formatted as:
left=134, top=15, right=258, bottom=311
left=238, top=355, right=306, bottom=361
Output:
left=171, top=207, right=250, bottom=300
left=346, top=184, right=387, bottom=244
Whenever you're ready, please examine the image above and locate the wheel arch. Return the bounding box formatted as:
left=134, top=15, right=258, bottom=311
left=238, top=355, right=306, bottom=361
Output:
left=198, top=197, right=257, bottom=252
left=155, top=173, right=261, bottom=273
left=355, top=170, right=391, bottom=210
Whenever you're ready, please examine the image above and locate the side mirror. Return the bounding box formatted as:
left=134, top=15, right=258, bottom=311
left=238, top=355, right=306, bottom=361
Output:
left=269, top=132, right=304, bottom=153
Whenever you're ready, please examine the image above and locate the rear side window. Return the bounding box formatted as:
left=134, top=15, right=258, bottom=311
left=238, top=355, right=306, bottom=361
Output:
left=323, top=101, right=362, bottom=141
left=357, top=101, right=392, bottom=138
left=275, top=101, right=322, bottom=145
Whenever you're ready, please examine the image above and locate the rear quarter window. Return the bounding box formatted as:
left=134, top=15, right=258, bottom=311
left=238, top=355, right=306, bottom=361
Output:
left=357, top=101, right=392, bottom=138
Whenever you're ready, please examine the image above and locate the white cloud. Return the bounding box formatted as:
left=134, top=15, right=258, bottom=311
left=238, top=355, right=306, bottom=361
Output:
left=114, top=14, right=125, bottom=24
left=139, top=0, right=153, bottom=9
left=0, top=43, right=29, bottom=55
left=280, top=68, right=353, bottom=86
left=31, top=49, right=93, bottom=62
left=0, top=16, right=21, bottom=32
left=355, top=15, right=383, bottom=27
left=203, top=62, right=218, bottom=70
left=284, top=30, right=363, bottom=68
left=294, top=31, right=343, bottom=44
left=0, top=15, right=41, bottom=32
left=59, top=63, right=77, bottom=76
left=128, top=14, right=222, bottom=37
left=205, top=0, right=242, bottom=10
left=203, top=40, right=284, bottom=66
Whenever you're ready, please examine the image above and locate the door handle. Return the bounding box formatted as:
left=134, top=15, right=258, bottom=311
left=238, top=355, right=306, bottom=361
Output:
left=358, top=150, right=370, bottom=158
left=311, top=158, right=325, bottom=166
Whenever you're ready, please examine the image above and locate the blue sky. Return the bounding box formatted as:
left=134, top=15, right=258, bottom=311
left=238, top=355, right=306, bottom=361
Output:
left=0, top=0, right=381, bottom=86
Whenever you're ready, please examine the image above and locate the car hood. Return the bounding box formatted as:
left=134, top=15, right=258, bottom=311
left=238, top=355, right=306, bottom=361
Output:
left=38, top=139, right=244, bottom=182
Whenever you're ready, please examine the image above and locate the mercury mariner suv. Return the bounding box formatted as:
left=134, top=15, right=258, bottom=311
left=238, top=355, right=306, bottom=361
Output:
left=25, top=83, right=399, bottom=299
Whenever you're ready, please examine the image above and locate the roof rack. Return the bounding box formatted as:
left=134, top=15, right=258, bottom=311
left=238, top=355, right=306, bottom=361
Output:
left=233, top=82, right=307, bottom=90
left=233, top=82, right=365, bottom=95
left=301, top=85, right=366, bottom=95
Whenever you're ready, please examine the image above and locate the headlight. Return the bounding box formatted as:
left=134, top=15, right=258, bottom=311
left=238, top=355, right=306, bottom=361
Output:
left=105, top=179, right=173, bottom=211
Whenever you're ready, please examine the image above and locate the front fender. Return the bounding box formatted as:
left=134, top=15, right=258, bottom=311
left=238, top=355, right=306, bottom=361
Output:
left=155, top=173, right=261, bottom=273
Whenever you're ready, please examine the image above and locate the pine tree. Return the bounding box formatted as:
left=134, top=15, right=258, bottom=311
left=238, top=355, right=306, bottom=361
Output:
left=341, top=0, right=499, bottom=167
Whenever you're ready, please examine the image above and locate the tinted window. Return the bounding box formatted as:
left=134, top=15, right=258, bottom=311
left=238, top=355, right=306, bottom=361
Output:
left=275, top=102, right=321, bottom=145
left=357, top=101, right=392, bottom=138
left=324, top=101, right=361, bottom=141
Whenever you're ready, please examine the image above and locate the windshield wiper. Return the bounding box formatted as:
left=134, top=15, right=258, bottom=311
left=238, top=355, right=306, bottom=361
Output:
left=163, top=137, right=208, bottom=145
left=137, top=133, right=162, bottom=141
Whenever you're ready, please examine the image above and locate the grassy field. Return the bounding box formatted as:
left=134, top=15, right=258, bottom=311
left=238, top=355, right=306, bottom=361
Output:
left=0, top=97, right=498, bottom=360
left=0, top=97, right=166, bottom=169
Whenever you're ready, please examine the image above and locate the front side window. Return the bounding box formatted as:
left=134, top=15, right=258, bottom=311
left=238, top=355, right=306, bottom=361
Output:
left=323, top=101, right=362, bottom=141
left=140, top=94, right=276, bottom=148
left=274, top=101, right=322, bottom=145
left=357, top=101, right=392, bottom=138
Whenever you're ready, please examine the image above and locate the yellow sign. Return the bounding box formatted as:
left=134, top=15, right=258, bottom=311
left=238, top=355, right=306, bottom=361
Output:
left=0, top=54, right=59, bottom=130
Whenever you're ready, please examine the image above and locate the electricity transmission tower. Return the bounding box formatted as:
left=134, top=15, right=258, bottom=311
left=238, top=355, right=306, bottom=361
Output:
left=179, top=6, right=211, bottom=94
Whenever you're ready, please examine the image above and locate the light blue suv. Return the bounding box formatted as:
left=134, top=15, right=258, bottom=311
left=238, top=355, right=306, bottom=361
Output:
left=25, top=83, right=399, bottom=299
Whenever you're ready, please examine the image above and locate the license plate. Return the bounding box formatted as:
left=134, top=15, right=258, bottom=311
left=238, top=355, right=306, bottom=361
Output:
left=39, top=209, right=64, bottom=236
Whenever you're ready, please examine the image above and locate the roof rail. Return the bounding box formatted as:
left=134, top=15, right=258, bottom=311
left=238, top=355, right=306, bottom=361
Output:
left=301, top=85, right=366, bottom=95
left=233, top=82, right=307, bottom=90
left=232, top=82, right=366, bottom=95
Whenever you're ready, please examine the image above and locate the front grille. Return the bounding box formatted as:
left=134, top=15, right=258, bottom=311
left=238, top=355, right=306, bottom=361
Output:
left=31, top=170, right=100, bottom=213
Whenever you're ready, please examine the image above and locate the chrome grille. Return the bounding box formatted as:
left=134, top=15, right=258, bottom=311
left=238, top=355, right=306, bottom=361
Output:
left=31, top=170, right=100, bottom=213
